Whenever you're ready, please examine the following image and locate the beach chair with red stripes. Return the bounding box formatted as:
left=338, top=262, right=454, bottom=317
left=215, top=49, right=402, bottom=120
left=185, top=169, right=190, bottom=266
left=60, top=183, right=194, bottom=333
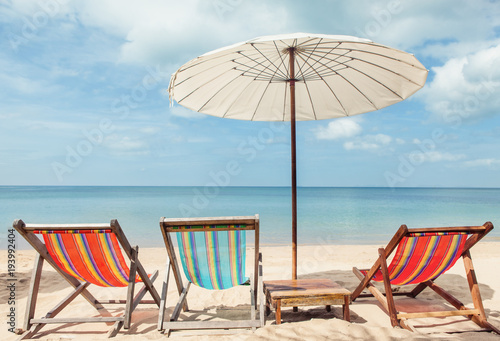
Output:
left=13, top=219, right=161, bottom=339
left=157, top=215, right=264, bottom=335
left=352, top=221, right=499, bottom=334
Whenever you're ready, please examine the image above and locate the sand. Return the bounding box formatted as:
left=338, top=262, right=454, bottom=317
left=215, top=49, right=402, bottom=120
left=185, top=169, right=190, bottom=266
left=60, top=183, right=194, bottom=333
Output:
left=2, top=243, right=500, bottom=340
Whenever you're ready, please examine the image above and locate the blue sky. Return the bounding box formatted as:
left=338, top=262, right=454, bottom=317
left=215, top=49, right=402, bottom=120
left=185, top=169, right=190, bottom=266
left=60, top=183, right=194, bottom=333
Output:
left=1, top=0, right=500, bottom=187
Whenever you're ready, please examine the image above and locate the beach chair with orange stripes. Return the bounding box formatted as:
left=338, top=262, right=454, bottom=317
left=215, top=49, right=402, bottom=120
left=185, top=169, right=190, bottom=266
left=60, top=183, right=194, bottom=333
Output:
left=352, top=221, right=499, bottom=334
left=157, top=215, right=264, bottom=335
left=13, top=219, right=161, bottom=339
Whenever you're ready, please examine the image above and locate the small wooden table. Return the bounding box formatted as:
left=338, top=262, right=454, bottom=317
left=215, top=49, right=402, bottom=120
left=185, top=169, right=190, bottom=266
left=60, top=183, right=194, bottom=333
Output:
left=263, top=279, right=351, bottom=325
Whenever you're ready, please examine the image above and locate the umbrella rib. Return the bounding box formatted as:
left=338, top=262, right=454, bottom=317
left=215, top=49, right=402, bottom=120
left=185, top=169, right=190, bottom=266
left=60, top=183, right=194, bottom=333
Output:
left=344, top=64, right=403, bottom=100
left=297, top=49, right=407, bottom=100
left=173, top=50, right=253, bottom=90
left=300, top=79, right=317, bottom=120
left=273, top=40, right=290, bottom=80
left=175, top=66, right=242, bottom=107
left=198, top=45, right=291, bottom=117
left=256, top=44, right=290, bottom=80
left=335, top=72, right=380, bottom=111
left=196, top=71, right=248, bottom=113
left=301, top=48, right=383, bottom=109
left=175, top=47, right=287, bottom=91
left=176, top=55, right=285, bottom=109
left=294, top=49, right=320, bottom=120
left=300, top=41, right=427, bottom=71
left=238, top=44, right=289, bottom=80
left=303, top=48, right=424, bottom=86
left=297, top=45, right=346, bottom=80
left=294, top=38, right=332, bottom=79
left=232, top=59, right=287, bottom=81
left=287, top=38, right=331, bottom=64
left=297, top=49, right=362, bottom=79
left=274, top=40, right=290, bottom=121
left=176, top=49, right=247, bottom=74
left=249, top=80, right=273, bottom=121
left=220, top=77, right=267, bottom=119
left=351, top=42, right=428, bottom=70
left=294, top=52, right=349, bottom=115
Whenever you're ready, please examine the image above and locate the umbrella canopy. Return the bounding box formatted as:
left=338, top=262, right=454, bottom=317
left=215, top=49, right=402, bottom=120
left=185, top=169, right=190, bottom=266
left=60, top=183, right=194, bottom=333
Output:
left=169, top=33, right=428, bottom=278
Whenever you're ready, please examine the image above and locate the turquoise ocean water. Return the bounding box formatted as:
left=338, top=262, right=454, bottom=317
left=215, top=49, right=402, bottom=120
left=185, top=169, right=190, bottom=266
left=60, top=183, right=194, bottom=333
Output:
left=1, top=186, right=499, bottom=249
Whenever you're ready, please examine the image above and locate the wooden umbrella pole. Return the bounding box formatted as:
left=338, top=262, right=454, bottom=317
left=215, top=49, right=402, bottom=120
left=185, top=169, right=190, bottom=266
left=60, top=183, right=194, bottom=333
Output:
left=289, top=47, right=297, bottom=280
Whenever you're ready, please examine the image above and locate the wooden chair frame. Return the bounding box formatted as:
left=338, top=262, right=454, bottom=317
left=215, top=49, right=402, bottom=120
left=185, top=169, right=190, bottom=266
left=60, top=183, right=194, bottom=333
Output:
left=352, top=221, right=500, bottom=334
left=13, top=219, right=161, bottom=339
left=157, top=215, right=264, bottom=335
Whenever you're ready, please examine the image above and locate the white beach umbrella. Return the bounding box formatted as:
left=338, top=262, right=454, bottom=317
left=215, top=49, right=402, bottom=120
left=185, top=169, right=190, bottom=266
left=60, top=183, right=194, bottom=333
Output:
left=169, top=32, right=428, bottom=279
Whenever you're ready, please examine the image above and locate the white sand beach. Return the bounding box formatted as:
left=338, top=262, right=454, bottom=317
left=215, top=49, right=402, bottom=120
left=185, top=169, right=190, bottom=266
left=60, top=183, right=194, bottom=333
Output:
left=2, top=243, right=500, bottom=340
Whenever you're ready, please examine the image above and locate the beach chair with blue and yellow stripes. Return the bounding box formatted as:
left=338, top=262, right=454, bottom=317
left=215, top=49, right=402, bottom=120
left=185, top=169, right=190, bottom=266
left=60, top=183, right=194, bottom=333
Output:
left=352, top=221, right=499, bottom=334
left=13, top=219, right=161, bottom=339
left=157, top=215, right=263, bottom=334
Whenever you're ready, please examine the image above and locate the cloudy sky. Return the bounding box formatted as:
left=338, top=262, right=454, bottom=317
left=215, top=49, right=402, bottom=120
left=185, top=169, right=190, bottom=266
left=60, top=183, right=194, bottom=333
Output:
left=1, top=0, right=500, bottom=187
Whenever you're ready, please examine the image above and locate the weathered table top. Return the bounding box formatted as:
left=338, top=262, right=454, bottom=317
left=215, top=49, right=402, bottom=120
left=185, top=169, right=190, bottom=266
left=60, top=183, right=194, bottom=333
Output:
left=264, top=279, right=351, bottom=303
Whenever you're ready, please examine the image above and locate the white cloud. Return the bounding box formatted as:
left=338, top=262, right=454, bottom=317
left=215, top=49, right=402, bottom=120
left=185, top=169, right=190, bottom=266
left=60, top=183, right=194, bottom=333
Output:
left=343, top=133, right=392, bottom=151
left=357, top=0, right=500, bottom=52
left=63, top=0, right=288, bottom=66
left=463, top=158, right=500, bottom=169
left=314, top=117, right=362, bottom=140
left=420, top=44, right=500, bottom=123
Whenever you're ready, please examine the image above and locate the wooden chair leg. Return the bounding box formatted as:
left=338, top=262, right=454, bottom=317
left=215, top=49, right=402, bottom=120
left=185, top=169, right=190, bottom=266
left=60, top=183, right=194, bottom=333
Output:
left=258, top=254, right=265, bottom=327
left=135, top=260, right=161, bottom=307
left=23, top=254, right=44, bottom=332
left=483, top=321, right=500, bottom=335
left=131, top=270, right=159, bottom=312
left=124, top=246, right=138, bottom=330
left=158, top=259, right=171, bottom=331
left=463, top=250, right=488, bottom=326
left=409, top=282, right=428, bottom=298
left=19, top=281, right=91, bottom=340
left=18, top=323, right=39, bottom=340
left=378, top=248, right=399, bottom=328
left=170, top=282, right=191, bottom=322
left=108, top=321, right=124, bottom=338
left=353, top=267, right=391, bottom=314
left=164, top=282, right=191, bottom=336
left=249, top=275, right=256, bottom=331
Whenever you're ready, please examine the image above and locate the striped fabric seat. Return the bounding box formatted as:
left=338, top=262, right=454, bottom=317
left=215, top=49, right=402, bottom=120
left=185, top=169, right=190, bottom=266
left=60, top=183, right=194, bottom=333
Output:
left=35, top=229, right=141, bottom=287
left=364, top=232, right=469, bottom=285
left=175, top=225, right=247, bottom=290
